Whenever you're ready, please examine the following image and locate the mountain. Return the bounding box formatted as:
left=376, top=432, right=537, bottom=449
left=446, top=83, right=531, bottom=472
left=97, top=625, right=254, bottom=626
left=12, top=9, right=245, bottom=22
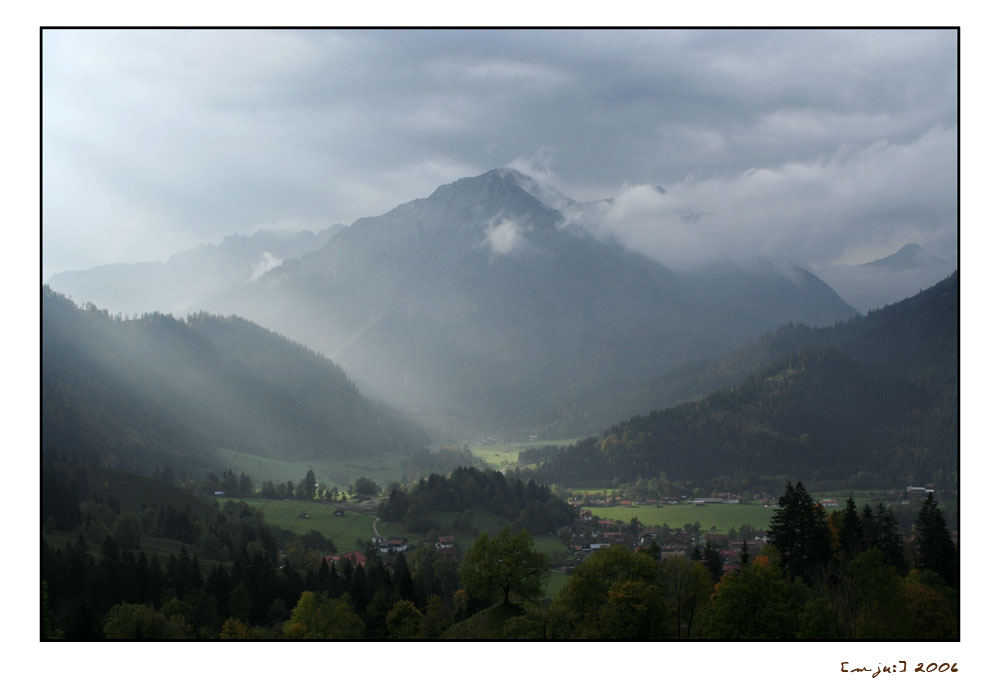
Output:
left=46, top=226, right=345, bottom=316
left=813, top=242, right=956, bottom=314
left=192, top=169, right=856, bottom=435
left=526, top=272, right=957, bottom=489
left=42, top=287, right=428, bottom=476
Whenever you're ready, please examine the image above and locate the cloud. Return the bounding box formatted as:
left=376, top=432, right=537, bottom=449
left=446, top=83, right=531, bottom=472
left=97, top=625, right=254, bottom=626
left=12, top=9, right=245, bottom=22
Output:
left=484, top=219, right=524, bottom=256
left=41, top=29, right=956, bottom=277
left=248, top=251, right=282, bottom=283
left=587, top=126, right=956, bottom=269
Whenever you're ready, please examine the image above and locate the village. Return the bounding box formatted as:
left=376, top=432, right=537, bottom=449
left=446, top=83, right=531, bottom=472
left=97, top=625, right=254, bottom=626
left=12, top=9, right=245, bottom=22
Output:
left=564, top=508, right=768, bottom=573
left=312, top=484, right=949, bottom=580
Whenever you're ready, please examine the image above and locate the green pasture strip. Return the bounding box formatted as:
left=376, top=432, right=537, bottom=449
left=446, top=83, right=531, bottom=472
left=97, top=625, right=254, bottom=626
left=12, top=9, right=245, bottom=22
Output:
left=229, top=498, right=378, bottom=550
left=582, top=503, right=775, bottom=532
left=217, top=448, right=407, bottom=488
left=545, top=569, right=572, bottom=599
left=469, top=438, right=584, bottom=468
left=566, top=487, right=620, bottom=497
left=532, top=534, right=569, bottom=557
left=373, top=519, right=410, bottom=541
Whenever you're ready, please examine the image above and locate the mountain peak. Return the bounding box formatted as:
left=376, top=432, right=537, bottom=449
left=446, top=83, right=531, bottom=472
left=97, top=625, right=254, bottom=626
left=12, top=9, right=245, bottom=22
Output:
left=863, top=242, right=947, bottom=271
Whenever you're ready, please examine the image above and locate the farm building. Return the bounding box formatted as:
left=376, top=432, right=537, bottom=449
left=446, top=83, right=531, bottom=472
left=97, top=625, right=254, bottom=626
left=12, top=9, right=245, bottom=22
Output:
left=326, top=551, right=367, bottom=568
left=375, top=537, right=409, bottom=553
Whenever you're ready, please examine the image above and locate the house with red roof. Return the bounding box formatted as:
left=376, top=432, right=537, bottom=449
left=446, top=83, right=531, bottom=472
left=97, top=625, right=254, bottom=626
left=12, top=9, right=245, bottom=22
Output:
left=326, top=550, right=367, bottom=569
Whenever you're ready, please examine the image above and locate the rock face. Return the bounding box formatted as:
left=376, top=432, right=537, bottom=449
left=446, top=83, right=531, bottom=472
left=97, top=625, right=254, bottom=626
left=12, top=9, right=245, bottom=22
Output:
left=191, top=169, right=856, bottom=433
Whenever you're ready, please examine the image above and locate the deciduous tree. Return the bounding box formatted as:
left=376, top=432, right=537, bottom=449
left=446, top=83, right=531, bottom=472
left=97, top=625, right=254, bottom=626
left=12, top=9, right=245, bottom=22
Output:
left=461, top=527, right=549, bottom=605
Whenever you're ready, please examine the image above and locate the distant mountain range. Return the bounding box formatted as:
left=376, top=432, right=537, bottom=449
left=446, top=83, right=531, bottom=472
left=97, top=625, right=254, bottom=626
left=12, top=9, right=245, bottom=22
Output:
left=191, top=169, right=857, bottom=434
left=42, top=287, right=428, bottom=476
left=813, top=242, right=956, bottom=314
left=46, top=169, right=859, bottom=436
left=47, top=226, right=345, bottom=316
left=528, top=272, right=957, bottom=489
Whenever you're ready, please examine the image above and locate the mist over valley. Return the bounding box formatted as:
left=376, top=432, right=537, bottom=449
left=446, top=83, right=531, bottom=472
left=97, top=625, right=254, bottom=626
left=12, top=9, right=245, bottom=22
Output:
left=39, top=28, right=959, bottom=645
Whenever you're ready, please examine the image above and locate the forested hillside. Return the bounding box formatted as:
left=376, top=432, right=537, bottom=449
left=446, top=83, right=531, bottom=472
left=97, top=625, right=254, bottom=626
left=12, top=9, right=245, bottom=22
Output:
left=379, top=466, right=576, bottom=535
left=42, top=288, right=428, bottom=476
left=527, top=273, right=957, bottom=489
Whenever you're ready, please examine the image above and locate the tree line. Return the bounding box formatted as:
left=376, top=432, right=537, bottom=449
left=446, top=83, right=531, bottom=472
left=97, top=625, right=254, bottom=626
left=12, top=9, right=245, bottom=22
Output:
left=379, top=466, right=576, bottom=535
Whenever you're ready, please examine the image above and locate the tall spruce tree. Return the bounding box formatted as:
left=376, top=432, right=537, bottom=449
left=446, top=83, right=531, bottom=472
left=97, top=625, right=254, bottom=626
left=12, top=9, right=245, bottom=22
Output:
left=915, top=493, right=958, bottom=588
left=768, top=482, right=832, bottom=583
left=703, top=541, right=723, bottom=584
left=837, top=497, right=862, bottom=563
left=874, top=503, right=906, bottom=574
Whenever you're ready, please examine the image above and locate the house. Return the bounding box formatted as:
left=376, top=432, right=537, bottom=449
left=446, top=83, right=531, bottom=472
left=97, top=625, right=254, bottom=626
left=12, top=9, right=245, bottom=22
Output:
left=819, top=499, right=838, bottom=508
left=376, top=537, right=409, bottom=553
left=327, top=551, right=367, bottom=569
left=436, top=536, right=455, bottom=549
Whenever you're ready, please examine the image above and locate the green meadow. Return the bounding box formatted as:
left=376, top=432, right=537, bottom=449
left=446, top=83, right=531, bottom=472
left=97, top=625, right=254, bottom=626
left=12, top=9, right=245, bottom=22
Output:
left=545, top=569, right=572, bottom=599
left=231, top=497, right=572, bottom=564
left=469, top=438, right=583, bottom=469
left=228, top=498, right=380, bottom=550
left=583, top=503, right=775, bottom=531
left=217, top=448, right=407, bottom=488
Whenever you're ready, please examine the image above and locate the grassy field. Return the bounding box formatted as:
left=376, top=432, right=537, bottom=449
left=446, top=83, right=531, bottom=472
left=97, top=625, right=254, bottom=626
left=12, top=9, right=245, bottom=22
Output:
left=469, top=438, right=583, bottom=468
left=217, top=449, right=408, bottom=488
left=545, top=569, right=572, bottom=599
left=583, top=503, right=775, bottom=532
left=228, top=498, right=379, bottom=550
left=231, top=497, right=573, bottom=564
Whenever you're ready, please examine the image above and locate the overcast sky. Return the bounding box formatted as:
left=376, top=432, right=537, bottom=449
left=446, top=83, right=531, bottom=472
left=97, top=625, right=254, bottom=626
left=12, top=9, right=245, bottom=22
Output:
left=42, top=28, right=957, bottom=279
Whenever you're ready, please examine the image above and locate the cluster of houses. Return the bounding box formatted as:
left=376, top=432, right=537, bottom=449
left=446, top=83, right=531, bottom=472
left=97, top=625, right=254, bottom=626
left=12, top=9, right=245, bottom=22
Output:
left=565, top=511, right=767, bottom=573
left=372, top=536, right=409, bottom=553
left=572, top=492, right=745, bottom=508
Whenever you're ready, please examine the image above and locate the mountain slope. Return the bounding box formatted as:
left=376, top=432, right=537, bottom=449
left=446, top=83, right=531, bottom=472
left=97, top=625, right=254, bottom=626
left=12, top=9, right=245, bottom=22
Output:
left=47, top=226, right=344, bottom=316
left=814, top=242, right=956, bottom=313
left=194, top=169, right=857, bottom=433
left=528, top=272, right=957, bottom=488
left=42, top=288, right=428, bottom=475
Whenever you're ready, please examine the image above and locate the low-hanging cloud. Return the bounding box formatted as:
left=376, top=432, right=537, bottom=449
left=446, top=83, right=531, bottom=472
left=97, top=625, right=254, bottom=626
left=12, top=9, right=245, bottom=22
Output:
left=41, top=29, right=956, bottom=278
left=247, top=251, right=283, bottom=283
left=484, top=218, right=524, bottom=256
left=588, top=125, right=956, bottom=269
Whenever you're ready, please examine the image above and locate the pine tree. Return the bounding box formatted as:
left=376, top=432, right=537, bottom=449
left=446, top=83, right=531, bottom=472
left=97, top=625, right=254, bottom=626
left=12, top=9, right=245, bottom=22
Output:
left=768, top=481, right=832, bottom=583
left=859, top=504, right=877, bottom=551
left=837, top=497, right=862, bottom=563
left=874, top=503, right=906, bottom=574
left=915, top=493, right=957, bottom=588
left=703, top=541, right=723, bottom=583
left=393, top=552, right=416, bottom=603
